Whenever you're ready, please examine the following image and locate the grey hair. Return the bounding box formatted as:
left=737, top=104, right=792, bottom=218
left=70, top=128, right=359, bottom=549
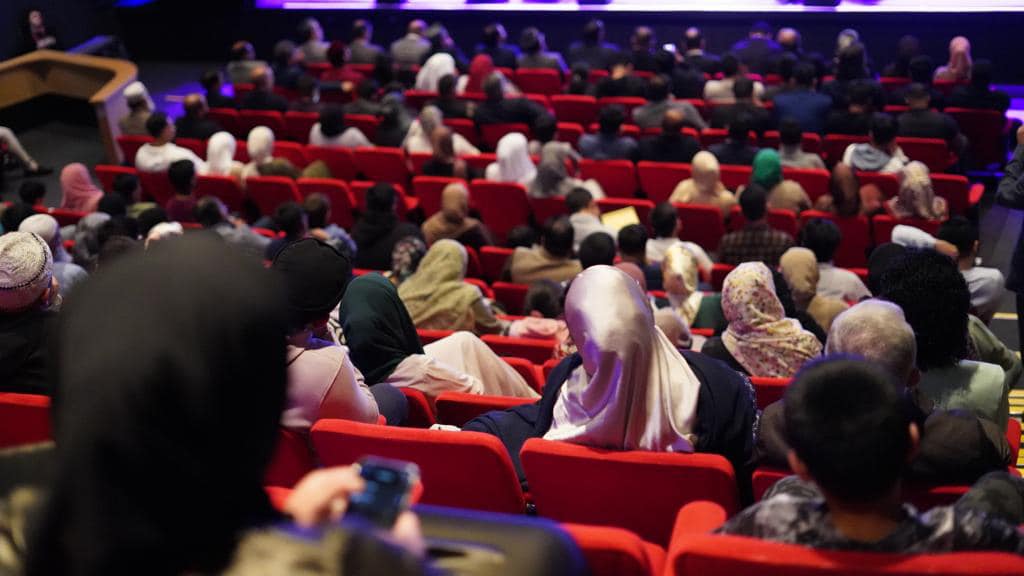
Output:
left=825, top=299, right=916, bottom=384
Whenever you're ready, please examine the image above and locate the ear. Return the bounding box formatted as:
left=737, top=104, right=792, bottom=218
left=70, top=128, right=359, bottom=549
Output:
left=905, top=422, right=921, bottom=464
left=786, top=450, right=811, bottom=481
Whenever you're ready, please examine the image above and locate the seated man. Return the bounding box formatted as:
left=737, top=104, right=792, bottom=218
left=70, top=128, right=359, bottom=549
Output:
left=194, top=196, right=271, bottom=258
left=348, top=19, right=384, bottom=65
left=475, top=23, right=519, bottom=70
left=799, top=218, right=870, bottom=302
left=897, top=83, right=960, bottom=146
left=506, top=216, right=582, bottom=284
left=270, top=40, right=305, bottom=90
left=710, top=77, right=772, bottom=136
left=134, top=113, right=207, bottom=174
left=636, top=109, right=701, bottom=164
left=578, top=105, right=638, bottom=161
left=841, top=114, right=908, bottom=174
left=703, top=53, right=765, bottom=104
left=632, top=74, right=705, bottom=131
left=777, top=118, right=825, bottom=170
left=772, top=62, right=831, bottom=134
left=937, top=217, right=1005, bottom=324
left=567, top=19, right=619, bottom=71
left=617, top=224, right=662, bottom=290
left=949, top=59, right=1010, bottom=112
left=200, top=69, right=236, bottom=110
left=239, top=66, right=288, bottom=113
left=724, top=354, right=1024, bottom=554
left=517, top=27, right=567, bottom=74
left=474, top=73, right=549, bottom=126
left=594, top=53, right=646, bottom=99
left=824, top=81, right=877, bottom=136
left=708, top=115, right=759, bottom=166
left=226, top=40, right=267, bottom=85
left=342, top=79, right=383, bottom=117
left=566, top=187, right=613, bottom=252
left=175, top=94, right=222, bottom=140
left=0, top=232, right=58, bottom=394
left=718, top=184, right=793, bottom=267
left=429, top=74, right=471, bottom=119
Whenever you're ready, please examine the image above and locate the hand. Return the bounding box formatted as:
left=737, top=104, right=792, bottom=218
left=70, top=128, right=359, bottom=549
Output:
left=934, top=239, right=960, bottom=260
left=1017, top=124, right=1024, bottom=147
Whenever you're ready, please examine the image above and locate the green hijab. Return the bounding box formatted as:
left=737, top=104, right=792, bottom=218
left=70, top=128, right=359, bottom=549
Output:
left=751, top=149, right=782, bottom=190
left=338, top=273, right=424, bottom=385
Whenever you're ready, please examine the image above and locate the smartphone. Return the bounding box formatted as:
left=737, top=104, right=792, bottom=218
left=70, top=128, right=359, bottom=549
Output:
left=662, top=43, right=677, bottom=53
left=344, top=457, right=420, bottom=529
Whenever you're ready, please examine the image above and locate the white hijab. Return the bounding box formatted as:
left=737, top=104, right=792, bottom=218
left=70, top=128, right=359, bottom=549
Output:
left=490, top=132, right=536, bottom=186
left=247, top=126, right=275, bottom=164
left=124, top=81, right=154, bottom=111
left=415, top=53, right=456, bottom=92
left=403, top=106, right=443, bottom=154
left=207, top=131, right=238, bottom=176
left=545, top=265, right=700, bottom=452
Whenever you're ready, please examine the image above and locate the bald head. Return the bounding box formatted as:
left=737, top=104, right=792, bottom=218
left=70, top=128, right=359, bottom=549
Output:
left=825, top=299, right=917, bottom=386
left=777, top=27, right=801, bottom=51
left=408, top=20, right=427, bottom=36
left=183, top=94, right=207, bottom=118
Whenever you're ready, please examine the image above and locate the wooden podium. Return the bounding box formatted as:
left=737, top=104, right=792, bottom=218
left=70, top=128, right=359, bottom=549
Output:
left=0, top=49, right=138, bottom=164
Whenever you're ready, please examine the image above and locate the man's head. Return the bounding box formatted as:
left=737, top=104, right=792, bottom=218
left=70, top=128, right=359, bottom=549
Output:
left=617, top=224, right=648, bottom=261
left=777, top=27, right=801, bottom=52
left=869, top=113, right=898, bottom=149
left=597, top=105, right=626, bottom=136
left=507, top=225, right=537, bottom=249
left=273, top=238, right=352, bottom=333
left=776, top=52, right=798, bottom=85
left=519, top=27, right=545, bottom=55
left=835, top=42, right=868, bottom=81
left=740, top=183, right=768, bottom=222
left=167, top=160, right=195, bottom=196
left=608, top=52, right=634, bottom=76
left=98, top=194, right=127, bottom=218
left=826, top=300, right=918, bottom=385
left=200, top=70, right=223, bottom=95
left=18, top=181, right=46, bottom=205
left=524, top=279, right=564, bottom=319
left=303, top=192, right=332, bottom=229
left=908, top=55, right=934, bottom=85
left=113, top=173, right=141, bottom=205
left=566, top=187, right=597, bottom=216
left=250, top=65, right=274, bottom=92
left=298, top=17, right=323, bottom=43
left=273, top=40, right=301, bottom=67
left=971, top=59, right=993, bottom=90
left=182, top=94, right=208, bottom=120
left=0, top=204, right=37, bottom=237
left=230, top=40, right=256, bottom=61
left=351, top=19, right=372, bottom=41
left=904, top=83, right=931, bottom=111
left=195, top=196, right=228, bottom=228
left=542, top=216, right=575, bottom=259
left=684, top=27, right=704, bottom=51
left=732, top=77, right=755, bottom=101
left=274, top=201, right=308, bottom=239
left=662, top=108, right=686, bottom=136
left=937, top=216, right=979, bottom=262
left=727, top=114, right=751, bottom=143
left=847, top=81, right=875, bottom=113
left=749, top=21, right=772, bottom=39
left=878, top=248, right=970, bottom=371
left=366, top=182, right=397, bottom=214
left=0, top=231, right=54, bottom=314
left=784, top=357, right=914, bottom=503
left=483, top=73, right=505, bottom=103
left=145, top=112, right=174, bottom=142
left=582, top=19, right=605, bottom=44
left=720, top=53, right=740, bottom=78
left=631, top=26, right=655, bottom=52
left=482, top=23, right=507, bottom=48
left=647, top=74, right=671, bottom=103
left=799, top=218, right=841, bottom=263
left=579, top=232, right=616, bottom=269
left=778, top=117, right=804, bottom=148
left=792, top=61, right=816, bottom=89
left=651, top=202, right=679, bottom=239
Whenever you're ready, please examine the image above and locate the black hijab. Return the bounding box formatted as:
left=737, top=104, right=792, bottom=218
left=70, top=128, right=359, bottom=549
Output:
left=338, top=273, right=423, bottom=385
left=28, top=235, right=289, bottom=576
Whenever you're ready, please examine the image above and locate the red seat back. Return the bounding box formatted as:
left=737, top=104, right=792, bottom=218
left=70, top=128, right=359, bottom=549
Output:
left=311, top=419, right=526, bottom=513
left=897, top=137, right=952, bottom=173
left=718, top=165, right=752, bottom=191
left=354, top=147, right=410, bottom=186
left=238, top=110, right=285, bottom=138
left=407, top=151, right=432, bottom=175
left=551, top=95, right=599, bottom=126
left=174, top=138, right=207, bottom=158
left=555, top=122, right=585, bottom=148
left=403, top=89, right=438, bottom=110
left=596, top=97, right=647, bottom=121
left=480, top=123, right=531, bottom=152
left=800, top=210, right=871, bottom=267
left=273, top=141, right=309, bottom=168
left=879, top=76, right=912, bottom=92
left=195, top=174, right=245, bottom=213
left=946, top=107, right=1007, bottom=168
left=443, top=118, right=480, bottom=147
left=435, top=391, right=535, bottom=428
left=343, top=114, right=380, bottom=141
left=116, top=135, right=153, bottom=164
left=579, top=159, right=638, bottom=198
left=305, top=145, right=358, bottom=182
left=479, top=246, right=515, bottom=283
left=562, top=523, right=666, bottom=576
left=710, top=263, right=734, bottom=291
left=349, top=181, right=412, bottom=220
left=399, top=387, right=436, bottom=428
left=823, top=134, right=869, bottom=165
left=514, top=68, right=563, bottom=95
left=729, top=206, right=798, bottom=238
left=638, top=161, right=691, bottom=204
left=137, top=170, right=176, bottom=205
left=296, top=178, right=357, bottom=229
left=208, top=108, right=240, bottom=136
left=94, top=164, right=139, bottom=193
left=521, top=438, right=738, bottom=546
left=675, top=203, right=726, bottom=252
left=858, top=171, right=900, bottom=198
left=698, top=128, right=729, bottom=148
left=462, top=153, right=498, bottom=174
left=491, top=281, right=530, bottom=316
left=0, top=393, right=51, bottom=449
left=782, top=167, right=830, bottom=204
left=469, top=180, right=531, bottom=244
left=416, top=328, right=453, bottom=346
left=749, top=376, right=789, bottom=410
left=502, top=356, right=546, bottom=393
left=481, top=333, right=555, bottom=364
left=264, top=428, right=315, bottom=488
left=931, top=173, right=973, bottom=216
left=528, top=196, right=569, bottom=227
left=283, top=111, right=319, bottom=142
left=245, top=176, right=302, bottom=216
left=412, top=176, right=463, bottom=218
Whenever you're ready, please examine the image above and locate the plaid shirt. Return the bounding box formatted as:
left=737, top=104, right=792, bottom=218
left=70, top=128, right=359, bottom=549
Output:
left=718, top=222, right=794, bottom=267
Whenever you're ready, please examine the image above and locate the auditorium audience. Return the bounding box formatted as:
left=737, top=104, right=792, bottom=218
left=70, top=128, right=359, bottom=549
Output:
left=773, top=63, right=832, bottom=135
left=937, top=217, right=1005, bottom=324
left=566, top=187, right=613, bottom=252
left=270, top=40, right=305, bottom=90
left=669, top=151, right=737, bottom=218
left=579, top=232, right=616, bottom=270
left=633, top=75, right=706, bottom=130
left=58, top=162, right=103, bottom=213
left=655, top=49, right=704, bottom=101
left=646, top=202, right=713, bottom=274
left=175, top=94, right=221, bottom=140
left=340, top=273, right=538, bottom=401
left=18, top=214, right=86, bottom=299
left=374, top=94, right=415, bottom=148
left=404, top=106, right=478, bottom=156
left=387, top=237, right=427, bottom=288
left=460, top=54, right=504, bottom=95
left=530, top=142, right=602, bottom=199
left=17, top=181, right=45, bottom=206
left=579, top=106, right=638, bottom=160
left=421, top=182, right=493, bottom=249
left=352, top=183, right=423, bottom=271
left=708, top=116, right=760, bottom=166
left=886, top=161, right=948, bottom=221
left=507, top=216, right=581, bottom=284
left=415, top=53, right=457, bottom=92
left=748, top=149, right=811, bottom=213
left=702, top=261, right=822, bottom=377
left=507, top=280, right=571, bottom=348
left=348, top=19, right=383, bottom=65
left=118, top=81, right=154, bottom=136
left=474, top=74, right=548, bottom=126
left=618, top=224, right=662, bottom=290
left=636, top=109, right=701, bottom=164
left=823, top=80, right=876, bottom=136
left=777, top=119, right=825, bottom=169
left=704, top=54, right=766, bottom=103
left=661, top=243, right=723, bottom=329
left=730, top=21, right=781, bottom=74
left=309, top=105, right=371, bottom=148
left=201, top=70, right=237, bottom=110
left=0, top=128, right=50, bottom=177
left=486, top=132, right=536, bottom=186
left=949, top=59, right=1010, bottom=112
left=204, top=131, right=244, bottom=183
left=779, top=247, right=848, bottom=331
left=421, top=127, right=476, bottom=180
left=303, top=194, right=357, bottom=259
left=288, top=75, right=322, bottom=113
left=19, top=8, right=59, bottom=53
left=226, top=40, right=267, bottom=84
left=799, top=218, right=872, bottom=302
left=430, top=74, right=472, bottom=118
left=239, top=66, right=288, bottom=112
left=194, top=196, right=270, bottom=258
left=883, top=35, right=920, bottom=78
left=710, top=77, right=772, bottom=136
left=682, top=27, right=720, bottom=75
left=719, top=184, right=794, bottom=266
left=343, top=79, right=383, bottom=116
left=822, top=42, right=884, bottom=111
left=567, top=19, right=619, bottom=71
left=241, top=126, right=326, bottom=182
left=627, top=26, right=658, bottom=72
left=517, top=27, right=567, bottom=75
left=842, top=114, right=908, bottom=173
left=476, top=23, right=519, bottom=69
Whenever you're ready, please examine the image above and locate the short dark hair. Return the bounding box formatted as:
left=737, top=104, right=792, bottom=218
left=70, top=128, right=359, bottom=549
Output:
left=784, top=356, right=909, bottom=502
left=936, top=216, right=978, bottom=258
left=728, top=114, right=751, bottom=142
left=98, top=235, right=139, bottom=268
left=18, top=181, right=46, bottom=205
left=366, top=182, right=397, bottom=213
left=650, top=202, right=678, bottom=238
left=351, top=19, right=371, bottom=41
left=582, top=19, right=604, bottom=43
left=847, top=81, right=875, bottom=108
left=793, top=61, right=816, bottom=87
left=303, top=192, right=331, bottom=229
left=542, top=216, right=574, bottom=259
left=598, top=105, right=625, bottom=135
left=97, top=216, right=140, bottom=248
left=482, top=23, right=503, bottom=47
left=750, top=21, right=772, bottom=36
left=908, top=55, right=934, bottom=84
left=136, top=206, right=167, bottom=237
left=617, top=224, right=647, bottom=258
left=579, top=232, right=616, bottom=269
left=532, top=114, right=557, bottom=144
left=720, top=53, right=740, bottom=77
left=683, top=27, right=703, bottom=50
left=777, top=52, right=798, bottom=82
left=112, top=174, right=140, bottom=203
left=779, top=117, right=803, bottom=146
left=506, top=225, right=537, bottom=249
left=878, top=249, right=970, bottom=370
left=0, top=203, right=36, bottom=233
left=524, top=279, right=563, bottom=318
left=194, top=196, right=226, bottom=228
left=483, top=73, right=504, bottom=102
left=145, top=112, right=169, bottom=138
left=732, top=77, right=754, bottom=100
left=565, top=187, right=594, bottom=214
left=799, top=218, right=841, bottom=262
left=905, top=82, right=929, bottom=103
left=438, top=74, right=457, bottom=97
left=740, top=183, right=768, bottom=221
left=274, top=201, right=307, bottom=238
left=298, top=18, right=320, bottom=41
left=519, top=27, right=542, bottom=54
left=319, top=105, right=345, bottom=138
left=971, top=59, right=993, bottom=89
left=869, top=113, right=898, bottom=146
left=98, top=194, right=127, bottom=217
left=167, top=160, right=195, bottom=195
left=647, top=75, right=671, bottom=102
left=200, top=69, right=223, bottom=92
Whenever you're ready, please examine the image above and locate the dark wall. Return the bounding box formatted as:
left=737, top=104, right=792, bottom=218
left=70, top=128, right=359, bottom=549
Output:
left=0, top=0, right=119, bottom=60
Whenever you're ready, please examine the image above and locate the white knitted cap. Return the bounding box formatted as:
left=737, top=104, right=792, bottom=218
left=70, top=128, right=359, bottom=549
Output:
left=0, top=232, right=53, bottom=312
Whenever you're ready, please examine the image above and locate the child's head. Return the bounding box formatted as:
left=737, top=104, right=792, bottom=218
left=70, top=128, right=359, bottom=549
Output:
left=523, top=279, right=564, bottom=319
left=650, top=202, right=679, bottom=240
left=936, top=216, right=978, bottom=261
left=784, top=356, right=915, bottom=503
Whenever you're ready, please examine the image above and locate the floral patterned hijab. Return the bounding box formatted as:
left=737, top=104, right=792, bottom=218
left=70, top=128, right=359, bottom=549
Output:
left=721, top=262, right=822, bottom=377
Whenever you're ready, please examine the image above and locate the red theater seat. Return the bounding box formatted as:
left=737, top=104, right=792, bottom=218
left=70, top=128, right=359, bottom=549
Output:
left=638, top=161, right=691, bottom=204
left=823, top=134, right=869, bottom=165
left=305, top=146, right=358, bottom=182
left=349, top=181, right=415, bottom=220
left=480, top=123, right=531, bottom=151
left=296, top=178, right=357, bottom=229
left=470, top=180, right=531, bottom=244
left=718, top=165, right=753, bottom=191
left=481, top=333, right=555, bottom=364
left=283, top=111, right=319, bottom=142
left=399, top=387, right=436, bottom=428
left=94, top=164, right=138, bottom=192
left=551, top=95, right=599, bottom=126
left=858, top=171, right=900, bottom=198
left=711, top=263, right=734, bottom=291
left=871, top=215, right=941, bottom=245
left=174, top=138, right=206, bottom=158
left=354, top=147, right=410, bottom=186
left=195, top=174, right=245, bottom=213
left=137, top=170, right=176, bottom=205
left=529, top=196, right=569, bottom=227
left=946, top=107, right=1007, bottom=168
left=412, top=176, right=463, bottom=218
left=343, top=114, right=380, bottom=141
left=238, top=110, right=285, bottom=137
left=116, top=135, right=152, bottom=164
left=273, top=141, right=309, bottom=168
left=514, top=69, right=563, bottom=95
left=443, top=118, right=479, bottom=147
left=562, top=523, right=666, bottom=576
left=596, top=97, right=647, bottom=121
left=782, top=167, right=830, bottom=203
left=931, top=173, right=984, bottom=216
left=750, top=377, right=789, bottom=410
left=0, top=393, right=51, bottom=449
left=502, top=356, right=546, bottom=393
left=207, top=108, right=240, bottom=136
left=264, top=428, right=315, bottom=488
left=245, top=176, right=303, bottom=216
left=555, top=122, right=584, bottom=148
left=897, top=137, right=953, bottom=173
left=403, top=89, right=437, bottom=110
left=579, top=159, right=637, bottom=198
left=491, top=282, right=530, bottom=316
left=799, top=210, right=871, bottom=268
left=480, top=246, right=515, bottom=283
left=675, top=203, right=726, bottom=252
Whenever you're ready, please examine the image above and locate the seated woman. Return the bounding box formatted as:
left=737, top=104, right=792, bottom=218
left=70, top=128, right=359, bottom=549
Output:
left=485, top=133, right=537, bottom=188
left=59, top=163, right=103, bottom=213
left=241, top=126, right=330, bottom=183
left=374, top=93, right=414, bottom=148
left=351, top=183, right=423, bottom=271
left=779, top=247, right=849, bottom=332
left=464, top=265, right=756, bottom=488
left=403, top=106, right=479, bottom=157
left=746, top=149, right=811, bottom=214
left=661, top=243, right=724, bottom=330
left=886, top=161, right=948, bottom=222
left=339, top=273, right=539, bottom=401
left=205, top=131, right=245, bottom=183
left=528, top=141, right=604, bottom=199
left=701, top=262, right=823, bottom=378
left=309, top=105, right=372, bottom=148
left=398, top=239, right=504, bottom=335
left=386, top=236, right=427, bottom=288
left=669, top=151, right=736, bottom=219
left=421, top=182, right=493, bottom=249
left=420, top=127, right=477, bottom=180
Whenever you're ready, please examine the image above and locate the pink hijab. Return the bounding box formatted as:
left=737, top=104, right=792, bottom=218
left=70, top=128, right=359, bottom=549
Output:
left=60, top=163, right=103, bottom=213
left=934, top=36, right=972, bottom=82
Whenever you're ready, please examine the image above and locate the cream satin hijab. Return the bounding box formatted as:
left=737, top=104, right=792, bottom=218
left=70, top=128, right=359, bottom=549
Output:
left=206, top=131, right=238, bottom=176
left=415, top=53, right=456, bottom=92
left=662, top=243, right=703, bottom=325
left=545, top=265, right=700, bottom=452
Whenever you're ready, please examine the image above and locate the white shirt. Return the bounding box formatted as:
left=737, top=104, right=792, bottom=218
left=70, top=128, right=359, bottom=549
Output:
left=962, top=266, right=1005, bottom=321
left=892, top=224, right=937, bottom=250
left=308, top=124, right=372, bottom=149
left=702, top=78, right=766, bottom=104
left=817, top=262, right=871, bottom=303
left=570, top=212, right=615, bottom=253
left=135, top=142, right=208, bottom=174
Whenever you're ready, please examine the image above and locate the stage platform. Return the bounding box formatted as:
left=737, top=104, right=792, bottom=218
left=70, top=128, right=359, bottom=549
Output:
left=256, top=0, right=1024, bottom=13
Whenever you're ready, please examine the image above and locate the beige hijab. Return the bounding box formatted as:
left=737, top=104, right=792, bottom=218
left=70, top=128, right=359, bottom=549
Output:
left=888, top=161, right=946, bottom=221
left=421, top=183, right=480, bottom=245
left=397, top=239, right=481, bottom=332
left=662, top=243, right=703, bottom=325
left=779, top=247, right=848, bottom=332
left=669, top=151, right=735, bottom=218
left=545, top=265, right=700, bottom=452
